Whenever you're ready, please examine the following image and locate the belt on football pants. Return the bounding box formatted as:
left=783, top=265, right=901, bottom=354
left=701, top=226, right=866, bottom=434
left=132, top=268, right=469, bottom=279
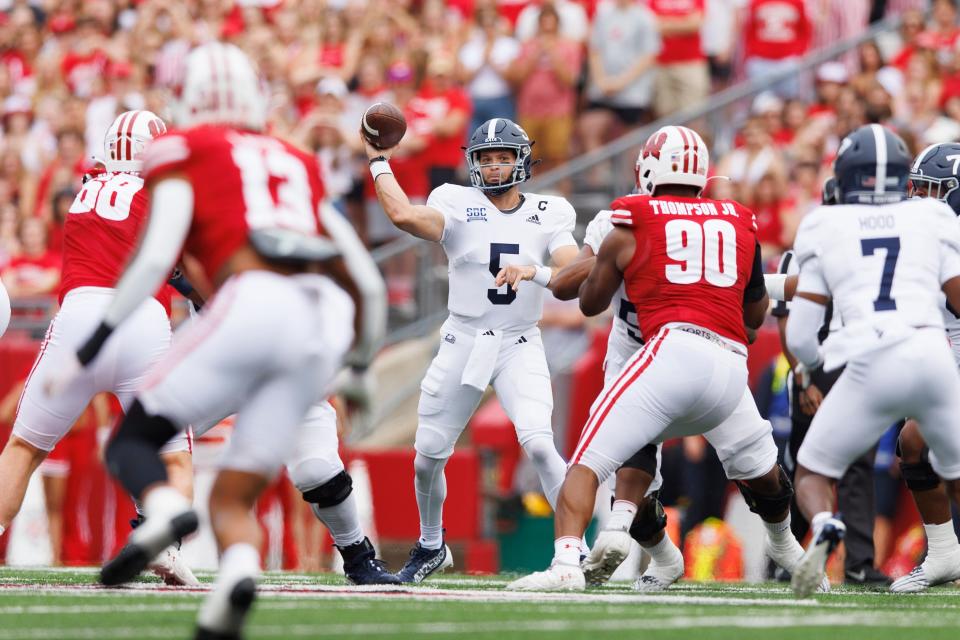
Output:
left=675, top=325, right=747, bottom=357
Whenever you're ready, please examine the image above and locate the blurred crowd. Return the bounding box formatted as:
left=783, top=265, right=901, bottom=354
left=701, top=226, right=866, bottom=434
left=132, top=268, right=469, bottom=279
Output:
left=0, top=0, right=952, bottom=306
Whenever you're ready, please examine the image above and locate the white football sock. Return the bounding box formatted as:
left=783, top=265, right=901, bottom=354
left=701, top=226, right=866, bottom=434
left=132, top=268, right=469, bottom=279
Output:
left=607, top=500, right=638, bottom=532
left=555, top=536, right=581, bottom=566
left=811, top=511, right=833, bottom=535
left=924, top=521, right=960, bottom=557
left=143, top=486, right=190, bottom=520
left=763, top=513, right=795, bottom=546
left=642, top=533, right=681, bottom=566
left=414, top=453, right=447, bottom=550
left=311, top=492, right=364, bottom=548
left=522, top=436, right=566, bottom=509
left=197, top=543, right=260, bottom=632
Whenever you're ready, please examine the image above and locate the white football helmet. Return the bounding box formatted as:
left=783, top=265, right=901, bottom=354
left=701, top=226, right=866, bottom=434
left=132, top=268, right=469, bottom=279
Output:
left=635, top=125, right=710, bottom=195
left=177, top=42, right=266, bottom=131
left=103, top=110, right=167, bottom=173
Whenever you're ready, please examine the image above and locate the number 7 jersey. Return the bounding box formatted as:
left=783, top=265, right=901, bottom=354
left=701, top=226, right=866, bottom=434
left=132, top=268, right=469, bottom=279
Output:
left=611, top=194, right=760, bottom=345
left=793, top=198, right=960, bottom=367
left=428, top=184, right=577, bottom=331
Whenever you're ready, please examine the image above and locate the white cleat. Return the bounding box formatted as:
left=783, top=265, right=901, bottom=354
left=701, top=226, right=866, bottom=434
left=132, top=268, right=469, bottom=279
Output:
left=506, top=564, right=586, bottom=591
left=582, top=530, right=633, bottom=586
left=891, top=552, right=960, bottom=593
left=791, top=515, right=845, bottom=598
left=148, top=544, right=200, bottom=587
left=766, top=537, right=830, bottom=593
left=634, top=544, right=684, bottom=593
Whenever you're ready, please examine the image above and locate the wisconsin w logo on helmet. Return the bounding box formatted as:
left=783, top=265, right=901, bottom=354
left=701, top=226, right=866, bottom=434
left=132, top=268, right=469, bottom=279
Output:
left=635, top=126, right=709, bottom=196
left=104, top=110, right=167, bottom=173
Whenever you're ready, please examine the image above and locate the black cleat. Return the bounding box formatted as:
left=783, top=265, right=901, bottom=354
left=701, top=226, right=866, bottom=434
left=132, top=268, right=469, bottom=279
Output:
left=339, top=537, right=402, bottom=585
left=395, top=540, right=453, bottom=583
left=845, top=564, right=892, bottom=587
left=194, top=577, right=257, bottom=640
left=100, top=510, right=199, bottom=586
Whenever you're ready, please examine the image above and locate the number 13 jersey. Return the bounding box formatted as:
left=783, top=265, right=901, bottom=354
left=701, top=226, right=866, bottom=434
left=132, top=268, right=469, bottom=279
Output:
left=611, top=194, right=760, bottom=346
left=141, top=124, right=326, bottom=285
left=428, top=183, right=577, bottom=331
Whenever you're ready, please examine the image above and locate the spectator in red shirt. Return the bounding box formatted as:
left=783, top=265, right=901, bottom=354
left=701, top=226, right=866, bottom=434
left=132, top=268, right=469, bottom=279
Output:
left=750, top=172, right=789, bottom=261
left=740, top=0, right=812, bottom=98
left=59, top=18, right=110, bottom=99
left=925, top=0, right=960, bottom=66
left=649, top=0, right=710, bottom=118
left=417, top=56, right=472, bottom=191
left=1, top=217, right=59, bottom=298
left=509, top=4, right=581, bottom=173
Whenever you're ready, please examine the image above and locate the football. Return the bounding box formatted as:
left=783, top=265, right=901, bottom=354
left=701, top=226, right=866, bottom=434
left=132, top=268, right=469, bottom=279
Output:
left=361, top=102, right=407, bottom=150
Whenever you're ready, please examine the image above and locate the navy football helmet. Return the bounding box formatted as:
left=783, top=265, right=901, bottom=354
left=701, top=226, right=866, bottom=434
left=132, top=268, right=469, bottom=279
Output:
left=821, top=176, right=838, bottom=205
left=909, top=142, right=960, bottom=215
left=833, top=124, right=911, bottom=205
left=465, top=118, right=534, bottom=196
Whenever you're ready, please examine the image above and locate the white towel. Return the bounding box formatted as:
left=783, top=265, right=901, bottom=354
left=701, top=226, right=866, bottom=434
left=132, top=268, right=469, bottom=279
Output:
left=461, top=329, right=502, bottom=391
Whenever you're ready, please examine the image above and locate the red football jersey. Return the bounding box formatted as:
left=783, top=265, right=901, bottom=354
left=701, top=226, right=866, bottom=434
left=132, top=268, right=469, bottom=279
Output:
left=611, top=194, right=758, bottom=344
left=61, top=172, right=173, bottom=314
left=140, top=125, right=326, bottom=286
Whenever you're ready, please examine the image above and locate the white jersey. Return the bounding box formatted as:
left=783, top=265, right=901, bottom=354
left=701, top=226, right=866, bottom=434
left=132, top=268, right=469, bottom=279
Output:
left=941, top=214, right=960, bottom=363
left=428, top=183, right=577, bottom=331
left=584, top=210, right=642, bottom=373
left=793, top=198, right=960, bottom=369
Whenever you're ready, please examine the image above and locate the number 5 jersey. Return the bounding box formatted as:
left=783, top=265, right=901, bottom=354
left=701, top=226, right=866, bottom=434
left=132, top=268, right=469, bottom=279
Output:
left=426, top=183, right=577, bottom=332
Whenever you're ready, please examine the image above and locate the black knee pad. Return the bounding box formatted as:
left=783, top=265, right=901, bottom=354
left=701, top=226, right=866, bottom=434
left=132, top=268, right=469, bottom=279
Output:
left=629, top=493, right=667, bottom=544
left=736, top=465, right=794, bottom=519
left=105, top=401, right=180, bottom=499
left=900, top=459, right=941, bottom=492
left=301, top=470, right=353, bottom=508
left=618, top=444, right=658, bottom=477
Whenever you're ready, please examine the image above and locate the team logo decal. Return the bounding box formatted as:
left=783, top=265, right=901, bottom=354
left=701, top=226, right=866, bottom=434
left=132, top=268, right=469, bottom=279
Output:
left=467, top=207, right=487, bottom=222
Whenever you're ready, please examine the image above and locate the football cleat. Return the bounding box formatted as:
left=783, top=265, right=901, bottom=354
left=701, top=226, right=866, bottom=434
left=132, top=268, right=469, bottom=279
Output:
left=634, top=542, right=684, bottom=592
left=395, top=542, right=453, bottom=584
left=791, top=514, right=845, bottom=598
left=148, top=544, right=200, bottom=587
left=101, top=509, right=199, bottom=587
left=582, top=530, right=633, bottom=586
left=339, top=537, right=402, bottom=585
left=194, top=577, right=256, bottom=640
left=506, top=563, right=586, bottom=591
left=844, top=564, right=892, bottom=587
left=890, top=550, right=960, bottom=593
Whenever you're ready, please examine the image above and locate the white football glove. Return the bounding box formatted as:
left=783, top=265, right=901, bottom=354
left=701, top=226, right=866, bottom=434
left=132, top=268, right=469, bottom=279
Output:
left=584, top=210, right=614, bottom=254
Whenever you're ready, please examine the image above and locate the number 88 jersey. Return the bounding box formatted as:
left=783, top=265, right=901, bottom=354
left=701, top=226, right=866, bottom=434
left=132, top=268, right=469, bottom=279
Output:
left=140, top=124, right=326, bottom=285
left=612, top=193, right=760, bottom=346
left=61, top=171, right=173, bottom=312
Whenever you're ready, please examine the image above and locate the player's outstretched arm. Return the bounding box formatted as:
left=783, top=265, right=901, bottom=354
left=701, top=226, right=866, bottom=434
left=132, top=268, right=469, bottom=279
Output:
left=549, top=246, right=596, bottom=300
left=76, top=178, right=194, bottom=368
left=579, top=227, right=634, bottom=316
left=361, top=134, right=445, bottom=242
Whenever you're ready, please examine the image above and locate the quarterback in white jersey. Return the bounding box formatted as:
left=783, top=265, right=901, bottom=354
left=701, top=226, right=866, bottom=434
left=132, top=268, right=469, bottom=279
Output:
left=539, top=130, right=811, bottom=593
left=364, top=117, right=578, bottom=582
left=787, top=125, right=960, bottom=597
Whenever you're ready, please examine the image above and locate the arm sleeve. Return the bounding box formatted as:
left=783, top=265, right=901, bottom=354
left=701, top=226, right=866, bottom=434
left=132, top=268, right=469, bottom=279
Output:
left=547, top=200, right=578, bottom=254
left=795, top=255, right=830, bottom=297
left=321, top=203, right=387, bottom=368
left=770, top=250, right=797, bottom=318
left=743, top=241, right=766, bottom=303
left=786, top=297, right=826, bottom=368
left=103, top=179, right=194, bottom=328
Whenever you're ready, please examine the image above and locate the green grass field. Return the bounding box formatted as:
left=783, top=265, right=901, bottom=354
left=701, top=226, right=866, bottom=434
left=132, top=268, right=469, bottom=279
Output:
left=1, top=568, right=958, bottom=639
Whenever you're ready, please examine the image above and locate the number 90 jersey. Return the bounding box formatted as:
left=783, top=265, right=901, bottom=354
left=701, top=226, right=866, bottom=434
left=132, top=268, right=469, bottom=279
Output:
left=793, top=199, right=960, bottom=367
left=62, top=172, right=172, bottom=312
left=428, top=184, right=577, bottom=331
left=141, top=125, right=326, bottom=284
left=612, top=194, right=759, bottom=345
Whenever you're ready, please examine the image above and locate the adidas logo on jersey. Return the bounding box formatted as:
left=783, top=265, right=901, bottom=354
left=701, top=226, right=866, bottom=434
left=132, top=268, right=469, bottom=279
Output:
left=526, top=214, right=541, bottom=225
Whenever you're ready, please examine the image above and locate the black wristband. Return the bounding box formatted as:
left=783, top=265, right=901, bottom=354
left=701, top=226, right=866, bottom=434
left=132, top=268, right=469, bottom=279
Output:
left=77, top=322, right=115, bottom=366
left=368, top=156, right=387, bottom=165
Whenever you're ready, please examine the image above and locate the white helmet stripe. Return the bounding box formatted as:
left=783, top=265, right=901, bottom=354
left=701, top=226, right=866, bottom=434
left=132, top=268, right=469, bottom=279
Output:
left=123, top=110, right=142, bottom=162
left=871, top=123, right=887, bottom=194
left=912, top=143, right=938, bottom=173
left=486, top=118, right=498, bottom=141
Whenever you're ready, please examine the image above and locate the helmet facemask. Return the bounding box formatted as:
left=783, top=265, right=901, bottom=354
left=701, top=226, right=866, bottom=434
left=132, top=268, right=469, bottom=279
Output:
left=467, top=143, right=531, bottom=196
